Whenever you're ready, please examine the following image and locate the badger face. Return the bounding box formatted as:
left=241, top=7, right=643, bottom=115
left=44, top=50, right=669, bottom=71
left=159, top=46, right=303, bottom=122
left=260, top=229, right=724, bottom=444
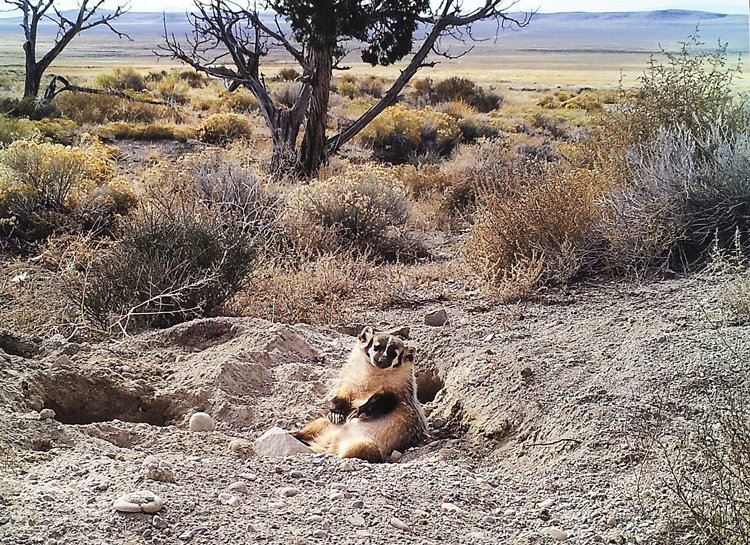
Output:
left=358, top=326, right=416, bottom=369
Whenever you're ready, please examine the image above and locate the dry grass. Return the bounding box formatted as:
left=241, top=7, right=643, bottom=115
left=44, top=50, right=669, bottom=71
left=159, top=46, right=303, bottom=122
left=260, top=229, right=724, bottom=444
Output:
left=465, top=161, right=601, bottom=298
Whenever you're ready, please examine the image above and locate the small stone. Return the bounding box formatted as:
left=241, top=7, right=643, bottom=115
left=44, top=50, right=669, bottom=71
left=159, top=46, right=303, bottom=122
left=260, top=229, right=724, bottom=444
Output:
left=188, top=412, right=215, bottom=432
left=520, top=367, right=534, bottom=379
left=330, top=483, right=347, bottom=491
left=280, top=487, right=299, bottom=497
left=143, top=455, right=159, bottom=467
left=253, top=427, right=312, bottom=458
left=432, top=417, right=446, bottom=429
left=606, top=516, right=617, bottom=528
left=228, top=482, right=249, bottom=494
left=269, top=501, right=286, bottom=509
left=351, top=500, right=364, bottom=509
left=312, top=530, right=327, bottom=539
left=239, top=473, right=258, bottom=481
left=389, top=450, right=402, bottom=462
left=227, top=439, right=255, bottom=457
left=146, top=466, right=176, bottom=483
left=152, top=515, right=168, bottom=530
left=503, top=508, right=516, bottom=517
left=113, top=490, right=164, bottom=513
left=307, top=516, right=324, bottom=523
left=340, top=461, right=356, bottom=471
left=218, top=493, right=239, bottom=507
left=424, top=308, right=448, bottom=327
left=481, top=516, right=495, bottom=525
left=537, top=498, right=555, bottom=509
left=39, top=409, right=55, bottom=420
left=441, top=502, right=467, bottom=515
left=389, top=517, right=411, bottom=532
left=544, top=528, right=569, bottom=541
left=347, top=515, right=365, bottom=527
left=329, top=492, right=344, bottom=501
left=142, top=529, right=153, bottom=538
left=178, top=530, right=193, bottom=541
left=95, top=481, right=111, bottom=492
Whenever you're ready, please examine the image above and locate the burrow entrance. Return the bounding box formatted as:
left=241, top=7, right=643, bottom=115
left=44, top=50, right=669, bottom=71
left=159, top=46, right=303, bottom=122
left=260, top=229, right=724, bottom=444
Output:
left=41, top=371, right=173, bottom=425
left=416, top=369, right=445, bottom=404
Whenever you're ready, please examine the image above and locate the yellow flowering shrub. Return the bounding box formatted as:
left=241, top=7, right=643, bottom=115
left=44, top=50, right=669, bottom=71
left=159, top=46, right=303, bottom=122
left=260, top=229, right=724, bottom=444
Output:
left=358, top=105, right=461, bottom=162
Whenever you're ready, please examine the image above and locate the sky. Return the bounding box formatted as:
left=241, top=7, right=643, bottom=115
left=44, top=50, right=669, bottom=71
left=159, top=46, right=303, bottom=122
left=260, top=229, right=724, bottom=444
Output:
left=118, top=0, right=746, bottom=14
left=1, top=0, right=746, bottom=15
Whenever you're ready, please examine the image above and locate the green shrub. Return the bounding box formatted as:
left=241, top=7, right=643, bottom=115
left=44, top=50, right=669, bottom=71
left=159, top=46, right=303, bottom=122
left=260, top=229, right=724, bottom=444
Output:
left=621, top=34, right=746, bottom=143
left=431, top=77, right=503, bottom=113
left=0, top=97, right=60, bottom=120
left=197, top=113, right=253, bottom=144
left=80, top=162, right=272, bottom=331
left=0, top=115, right=36, bottom=145
left=275, top=67, right=301, bottom=81
left=95, top=67, right=147, bottom=92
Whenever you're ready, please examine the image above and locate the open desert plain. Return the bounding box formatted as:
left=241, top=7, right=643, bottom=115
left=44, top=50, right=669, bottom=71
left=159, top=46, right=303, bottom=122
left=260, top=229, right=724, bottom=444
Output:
left=1, top=1, right=749, bottom=544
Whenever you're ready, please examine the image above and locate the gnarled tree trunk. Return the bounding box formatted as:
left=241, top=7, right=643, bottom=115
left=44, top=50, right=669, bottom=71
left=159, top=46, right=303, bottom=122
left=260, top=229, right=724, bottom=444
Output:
left=300, top=47, right=333, bottom=176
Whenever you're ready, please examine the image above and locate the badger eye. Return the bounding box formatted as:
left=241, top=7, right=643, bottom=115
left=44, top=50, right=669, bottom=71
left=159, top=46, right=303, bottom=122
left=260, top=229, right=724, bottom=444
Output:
left=374, top=343, right=384, bottom=350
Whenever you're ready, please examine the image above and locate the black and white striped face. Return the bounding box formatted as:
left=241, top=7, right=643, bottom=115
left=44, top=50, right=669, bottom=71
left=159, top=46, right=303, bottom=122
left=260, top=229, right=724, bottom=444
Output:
left=358, top=326, right=416, bottom=370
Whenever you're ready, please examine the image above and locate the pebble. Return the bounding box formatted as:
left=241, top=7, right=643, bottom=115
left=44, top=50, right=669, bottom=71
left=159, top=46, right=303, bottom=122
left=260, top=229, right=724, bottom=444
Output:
left=347, top=514, right=365, bottom=527
left=188, top=412, right=215, bottom=432
left=606, top=516, right=617, bottom=528
left=329, top=492, right=345, bottom=501
left=351, top=500, right=364, bottom=509
left=544, top=527, right=569, bottom=541
left=330, top=483, right=347, bottom=491
left=441, top=502, right=467, bottom=515
left=537, top=498, right=555, bottom=509
left=280, top=487, right=299, bottom=497
left=113, top=490, right=164, bottom=513
left=39, top=409, right=55, bottom=420
left=389, top=517, right=411, bottom=532
left=228, top=482, right=249, bottom=494
left=424, top=308, right=449, bottom=326
left=178, top=530, right=193, bottom=541
left=146, top=466, right=176, bottom=483
left=218, top=493, right=239, bottom=507
left=389, top=450, right=402, bottom=462
left=290, top=470, right=304, bottom=478
left=227, top=439, right=254, bottom=457
left=340, top=461, right=356, bottom=471
left=312, top=530, right=328, bottom=539
left=151, top=515, right=168, bottom=529
left=307, top=516, right=324, bottom=523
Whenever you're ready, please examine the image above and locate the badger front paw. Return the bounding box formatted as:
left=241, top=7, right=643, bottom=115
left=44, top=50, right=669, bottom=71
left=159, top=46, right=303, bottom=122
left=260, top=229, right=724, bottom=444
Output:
left=328, top=397, right=350, bottom=424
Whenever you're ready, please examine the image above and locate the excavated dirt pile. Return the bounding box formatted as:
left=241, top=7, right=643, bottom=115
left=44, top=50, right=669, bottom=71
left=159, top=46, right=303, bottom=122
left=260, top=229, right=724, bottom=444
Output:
left=0, top=275, right=747, bottom=544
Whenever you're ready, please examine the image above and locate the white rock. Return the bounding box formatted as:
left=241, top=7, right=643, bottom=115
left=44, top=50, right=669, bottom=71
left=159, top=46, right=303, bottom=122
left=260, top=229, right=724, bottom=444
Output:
left=280, top=487, right=299, bottom=497
left=441, top=502, right=467, bottom=515
left=538, top=498, right=555, bottom=509
left=188, top=412, right=215, bottom=432
left=329, top=492, right=345, bottom=501
left=218, top=492, right=239, bottom=507
left=228, top=482, right=249, bottom=494
left=113, top=490, right=164, bottom=513
left=389, top=517, right=411, bottom=532
left=151, top=515, right=168, bottom=529
left=544, top=527, right=569, bottom=541
left=347, top=515, right=365, bottom=527
left=39, top=408, right=55, bottom=420
left=143, top=455, right=159, bottom=467
left=389, top=450, right=402, bottom=462
left=253, top=427, right=312, bottom=457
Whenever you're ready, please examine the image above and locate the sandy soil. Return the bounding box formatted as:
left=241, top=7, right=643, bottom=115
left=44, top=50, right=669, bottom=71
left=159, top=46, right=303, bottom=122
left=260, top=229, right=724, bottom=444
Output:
left=1, top=272, right=747, bottom=545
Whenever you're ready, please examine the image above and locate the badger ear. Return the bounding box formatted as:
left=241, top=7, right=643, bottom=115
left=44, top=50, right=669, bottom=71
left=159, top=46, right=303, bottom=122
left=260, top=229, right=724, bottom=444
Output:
left=386, top=326, right=410, bottom=340
left=403, top=346, right=417, bottom=363
left=358, top=326, right=375, bottom=345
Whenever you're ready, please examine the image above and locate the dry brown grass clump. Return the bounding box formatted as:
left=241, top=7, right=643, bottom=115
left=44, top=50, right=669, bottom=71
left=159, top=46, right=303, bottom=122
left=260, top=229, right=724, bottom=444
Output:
left=53, top=92, right=181, bottom=124
left=96, top=122, right=196, bottom=141
left=287, top=164, right=415, bottom=259
left=465, top=161, right=601, bottom=299
left=197, top=113, right=254, bottom=145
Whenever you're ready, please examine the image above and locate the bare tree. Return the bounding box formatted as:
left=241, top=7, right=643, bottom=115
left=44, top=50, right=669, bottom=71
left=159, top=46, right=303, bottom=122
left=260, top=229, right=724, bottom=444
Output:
left=164, top=0, right=530, bottom=176
left=6, top=0, right=130, bottom=99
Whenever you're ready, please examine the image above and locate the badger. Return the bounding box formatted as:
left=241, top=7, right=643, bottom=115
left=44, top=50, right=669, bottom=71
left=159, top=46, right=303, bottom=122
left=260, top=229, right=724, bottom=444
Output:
left=293, top=326, right=427, bottom=462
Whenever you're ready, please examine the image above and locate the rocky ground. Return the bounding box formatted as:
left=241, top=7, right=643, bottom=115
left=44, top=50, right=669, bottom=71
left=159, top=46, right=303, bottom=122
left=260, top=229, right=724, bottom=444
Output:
left=1, top=272, right=747, bottom=545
